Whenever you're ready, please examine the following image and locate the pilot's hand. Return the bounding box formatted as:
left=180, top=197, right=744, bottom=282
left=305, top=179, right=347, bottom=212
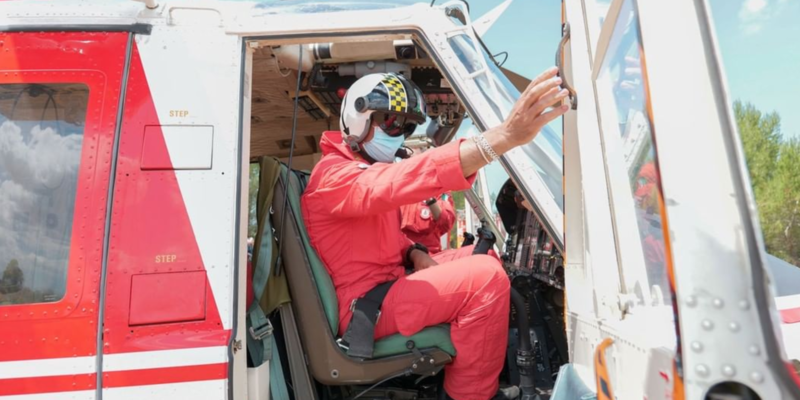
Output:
left=458, top=66, right=570, bottom=178
left=500, top=66, right=570, bottom=148
left=410, top=249, right=438, bottom=272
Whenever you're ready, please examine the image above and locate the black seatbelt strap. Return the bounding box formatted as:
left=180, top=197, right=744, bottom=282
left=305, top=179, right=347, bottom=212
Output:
left=339, top=280, right=396, bottom=359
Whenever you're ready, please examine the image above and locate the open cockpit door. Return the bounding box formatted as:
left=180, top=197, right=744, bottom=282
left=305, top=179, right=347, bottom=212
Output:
left=565, top=0, right=800, bottom=398
left=418, top=1, right=566, bottom=253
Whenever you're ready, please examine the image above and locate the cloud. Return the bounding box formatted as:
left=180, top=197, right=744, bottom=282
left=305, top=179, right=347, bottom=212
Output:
left=0, top=120, right=83, bottom=297
left=739, top=0, right=769, bottom=34
left=738, top=0, right=794, bottom=35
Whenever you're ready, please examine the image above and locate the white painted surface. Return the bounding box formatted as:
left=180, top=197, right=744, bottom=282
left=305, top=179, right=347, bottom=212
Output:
left=0, top=390, right=95, bottom=400
left=247, top=363, right=270, bottom=400
left=103, top=379, right=227, bottom=400
left=775, top=294, right=800, bottom=360
left=103, top=346, right=228, bottom=372
left=0, top=356, right=95, bottom=379
left=158, top=125, right=214, bottom=170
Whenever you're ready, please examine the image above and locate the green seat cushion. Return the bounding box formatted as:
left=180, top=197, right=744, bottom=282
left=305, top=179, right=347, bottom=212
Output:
left=374, top=324, right=456, bottom=358
left=283, top=167, right=340, bottom=334
left=281, top=166, right=455, bottom=359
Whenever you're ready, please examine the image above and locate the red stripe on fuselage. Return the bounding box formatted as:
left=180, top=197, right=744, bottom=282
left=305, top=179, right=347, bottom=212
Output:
left=103, top=363, right=227, bottom=388
left=0, top=363, right=227, bottom=395
left=0, top=374, right=96, bottom=396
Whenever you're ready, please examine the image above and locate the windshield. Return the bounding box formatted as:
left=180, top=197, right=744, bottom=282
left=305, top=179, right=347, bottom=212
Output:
left=252, top=0, right=422, bottom=13
left=448, top=33, right=564, bottom=211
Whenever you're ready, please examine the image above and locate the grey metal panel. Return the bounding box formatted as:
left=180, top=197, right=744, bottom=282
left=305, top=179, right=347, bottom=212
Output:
left=766, top=254, right=800, bottom=297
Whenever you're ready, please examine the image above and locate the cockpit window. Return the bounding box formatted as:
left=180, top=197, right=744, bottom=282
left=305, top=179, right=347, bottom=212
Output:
left=448, top=34, right=516, bottom=119
left=448, top=33, right=564, bottom=212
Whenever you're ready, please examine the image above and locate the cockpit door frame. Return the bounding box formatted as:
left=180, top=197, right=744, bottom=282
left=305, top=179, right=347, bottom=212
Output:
left=587, top=0, right=800, bottom=398
left=560, top=0, right=625, bottom=326
left=417, top=4, right=566, bottom=254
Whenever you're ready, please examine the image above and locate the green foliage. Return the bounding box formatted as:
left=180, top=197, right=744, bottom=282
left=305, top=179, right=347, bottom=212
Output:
left=736, top=101, right=800, bottom=266
left=758, top=138, right=800, bottom=266
left=734, top=101, right=782, bottom=196
left=449, top=191, right=466, bottom=248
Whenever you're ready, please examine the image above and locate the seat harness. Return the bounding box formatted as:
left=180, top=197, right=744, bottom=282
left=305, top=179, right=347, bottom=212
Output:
left=339, top=280, right=397, bottom=359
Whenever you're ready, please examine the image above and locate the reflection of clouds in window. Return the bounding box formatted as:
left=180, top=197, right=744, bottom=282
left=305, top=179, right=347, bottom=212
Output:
left=0, top=84, right=87, bottom=305
left=0, top=123, right=83, bottom=193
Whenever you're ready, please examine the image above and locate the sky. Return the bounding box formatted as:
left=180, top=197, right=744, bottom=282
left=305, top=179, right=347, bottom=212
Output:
left=472, top=0, right=800, bottom=140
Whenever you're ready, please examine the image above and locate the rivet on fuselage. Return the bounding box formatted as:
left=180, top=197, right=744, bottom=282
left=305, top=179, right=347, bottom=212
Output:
left=701, top=319, right=714, bottom=331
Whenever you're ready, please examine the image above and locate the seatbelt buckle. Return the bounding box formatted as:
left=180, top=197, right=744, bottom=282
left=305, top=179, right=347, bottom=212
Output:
left=349, top=298, right=357, bottom=312
left=249, top=318, right=274, bottom=341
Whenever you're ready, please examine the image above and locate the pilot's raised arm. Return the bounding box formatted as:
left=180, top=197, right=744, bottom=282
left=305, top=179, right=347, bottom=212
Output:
left=304, top=136, right=474, bottom=218
left=301, top=69, right=567, bottom=400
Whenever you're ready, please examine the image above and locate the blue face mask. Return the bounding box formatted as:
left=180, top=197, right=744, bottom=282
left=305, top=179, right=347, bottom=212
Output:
left=362, top=127, right=405, bottom=163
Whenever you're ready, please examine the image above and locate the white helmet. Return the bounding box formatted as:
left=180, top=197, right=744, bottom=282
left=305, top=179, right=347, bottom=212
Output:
left=339, top=72, right=427, bottom=153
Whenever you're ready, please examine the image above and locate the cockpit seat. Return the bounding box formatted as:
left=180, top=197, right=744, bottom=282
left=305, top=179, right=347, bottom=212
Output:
left=271, top=163, right=454, bottom=385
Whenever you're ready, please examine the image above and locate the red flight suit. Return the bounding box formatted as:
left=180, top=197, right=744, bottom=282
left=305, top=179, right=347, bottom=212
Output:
left=400, top=193, right=456, bottom=254
left=301, top=132, right=510, bottom=400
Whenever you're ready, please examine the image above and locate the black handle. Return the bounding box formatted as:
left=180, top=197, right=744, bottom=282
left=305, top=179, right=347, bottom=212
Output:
left=555, top=22, right=578, bottom=110
left=472, top=227, right=496, bottom=255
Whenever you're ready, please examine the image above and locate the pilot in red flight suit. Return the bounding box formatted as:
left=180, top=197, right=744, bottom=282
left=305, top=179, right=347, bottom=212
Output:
left=301, top=69, right=569, bottom=400
left=400, top=192, right=456, bottom=254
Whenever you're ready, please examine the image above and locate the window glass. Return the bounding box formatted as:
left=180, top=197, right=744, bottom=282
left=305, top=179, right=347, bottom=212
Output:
left=596, top=0, right=612, bottom=26
left=448, top=34, right=564, bottom=212
left=597, top=0, right=672, bottom=303
left=0, top=84, right=88, bottom=305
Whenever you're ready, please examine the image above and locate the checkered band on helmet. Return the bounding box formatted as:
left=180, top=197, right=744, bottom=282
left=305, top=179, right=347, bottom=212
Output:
left=381, top=74, right=408, bottom=113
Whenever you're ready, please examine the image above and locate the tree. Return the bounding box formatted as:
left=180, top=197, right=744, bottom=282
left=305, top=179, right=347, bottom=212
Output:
left=734, top=101, right=782, bottom=197
left=735, top=100, right=800, bottom=267
left=449, top=191, right=466, bottom=249
left=759, top=139, right=800, bottom=266
left=0, top=259, right=24, bottom=294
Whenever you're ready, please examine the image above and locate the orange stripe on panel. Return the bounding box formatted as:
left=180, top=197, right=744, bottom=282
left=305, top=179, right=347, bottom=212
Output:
left=594, top=338, right=615, bottom=400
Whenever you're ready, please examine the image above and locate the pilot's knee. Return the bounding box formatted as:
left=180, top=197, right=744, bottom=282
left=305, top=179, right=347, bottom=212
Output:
left=469, top=255, right=508, bottom=285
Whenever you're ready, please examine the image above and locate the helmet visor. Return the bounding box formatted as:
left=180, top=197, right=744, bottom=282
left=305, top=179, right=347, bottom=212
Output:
left=371, top=112, right=419, bottom=138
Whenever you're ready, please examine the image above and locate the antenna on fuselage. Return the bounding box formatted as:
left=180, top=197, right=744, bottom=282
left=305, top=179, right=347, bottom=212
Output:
left=473, top=0, right=513, bottom=37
